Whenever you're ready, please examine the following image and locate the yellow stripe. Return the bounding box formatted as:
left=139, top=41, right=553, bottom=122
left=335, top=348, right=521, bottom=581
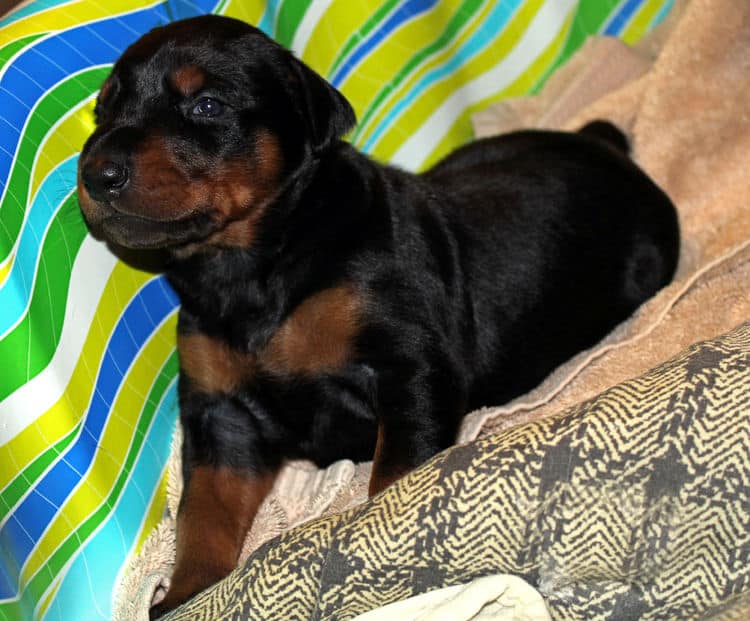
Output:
left=371, top=0, right=546, bottom=161
left=420, top=10, right=573, bottom=172
left=353, top=0, right=495, bottom=148
left=335, top=5, right=458, bottom=123
left=297, top=0, right=376, bottom=78
left=21, top=311, right=178, bottom=585
left=0, top=0, right=155, bottom=41
left=621, top=0, right=665, bottom=45
left=31, top=98, right=96, bottom=202
left=221, top=0, right=265, bottom=25
left=0, top=262, right=153, bottom=490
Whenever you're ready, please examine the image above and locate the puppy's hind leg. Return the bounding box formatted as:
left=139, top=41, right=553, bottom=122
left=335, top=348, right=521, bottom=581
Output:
left=367, top=349, right=467, bottom=497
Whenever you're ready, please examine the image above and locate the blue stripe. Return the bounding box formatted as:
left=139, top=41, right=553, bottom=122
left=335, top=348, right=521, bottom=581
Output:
left=330, top=0, right=439, bottom=87
left=40, top=380, right=178, bottom=621
left=359, top=0, right=522, bottom=153
left=0, top=277, right=179, bottom=600
left=602, top=0, right=644, bottom=36
left=0, top=157, right=78, bottom=338
left=0, top=0, right=219, bottom=204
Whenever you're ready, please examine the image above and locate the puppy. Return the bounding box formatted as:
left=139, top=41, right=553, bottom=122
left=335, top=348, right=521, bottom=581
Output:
left=77, top=15, right=679, bottom=617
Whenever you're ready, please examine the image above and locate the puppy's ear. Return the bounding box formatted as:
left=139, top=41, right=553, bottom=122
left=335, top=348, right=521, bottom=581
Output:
left=288, top=55, right=356, bottom=154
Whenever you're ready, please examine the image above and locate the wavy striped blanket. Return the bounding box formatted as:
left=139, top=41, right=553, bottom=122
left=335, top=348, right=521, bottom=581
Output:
left=0, top=2, right=672, bottom=619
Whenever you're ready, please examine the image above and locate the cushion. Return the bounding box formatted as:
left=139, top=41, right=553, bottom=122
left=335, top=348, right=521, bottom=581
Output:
left=165, top=321, right=750, bottom=620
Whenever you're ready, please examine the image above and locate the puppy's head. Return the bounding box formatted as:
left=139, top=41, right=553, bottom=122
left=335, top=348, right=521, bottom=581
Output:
left=78, top=15, right=355, bottom=251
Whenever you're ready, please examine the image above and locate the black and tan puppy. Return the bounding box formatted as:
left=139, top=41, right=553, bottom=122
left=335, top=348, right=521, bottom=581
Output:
left=77, top=14, right=679, bottom=617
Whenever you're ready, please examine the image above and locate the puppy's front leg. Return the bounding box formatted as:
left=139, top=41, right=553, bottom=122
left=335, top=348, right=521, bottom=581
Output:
left=151, top=465, right=275, bottom=618
left=150, top=386, right=279, bottom=617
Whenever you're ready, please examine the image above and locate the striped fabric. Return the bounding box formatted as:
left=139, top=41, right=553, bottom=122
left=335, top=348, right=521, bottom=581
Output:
left=0, top=1, right=672, bottom=619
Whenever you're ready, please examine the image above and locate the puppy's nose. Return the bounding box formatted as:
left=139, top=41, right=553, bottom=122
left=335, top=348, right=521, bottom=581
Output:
left=81, top=159, right=129, bottom=201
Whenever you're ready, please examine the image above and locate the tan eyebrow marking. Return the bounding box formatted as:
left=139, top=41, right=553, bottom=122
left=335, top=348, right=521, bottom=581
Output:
left=170, top=65, right=206, bottom=97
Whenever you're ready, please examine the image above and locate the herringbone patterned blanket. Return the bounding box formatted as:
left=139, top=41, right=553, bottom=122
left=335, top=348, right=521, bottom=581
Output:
left=163, top=321, right=750, bottom=620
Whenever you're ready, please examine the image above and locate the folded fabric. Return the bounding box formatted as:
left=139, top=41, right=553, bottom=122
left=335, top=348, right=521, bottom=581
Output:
left=160, top=320, right=750, bottom=620
left=352, top=575, right=550, bottom=621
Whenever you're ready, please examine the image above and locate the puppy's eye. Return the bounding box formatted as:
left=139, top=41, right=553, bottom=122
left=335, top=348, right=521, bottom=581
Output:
left=191, top=97, right=224, bottom=118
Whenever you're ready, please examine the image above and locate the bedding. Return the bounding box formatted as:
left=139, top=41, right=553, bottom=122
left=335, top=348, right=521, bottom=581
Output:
left=0, top=1, right=674, bottom=619
left=127, top=0, right=750, bottom=616
left=161, top=320, right=750, bottom=620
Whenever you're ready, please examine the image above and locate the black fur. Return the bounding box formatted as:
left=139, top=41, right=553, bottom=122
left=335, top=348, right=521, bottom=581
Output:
left=77, top=15, right=680, bottom=615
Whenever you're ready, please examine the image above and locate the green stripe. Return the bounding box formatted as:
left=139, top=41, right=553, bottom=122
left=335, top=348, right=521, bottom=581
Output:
left=213, top=0, right=231, bottom=15
left=10, top=352, right=179, bottom=618
left=0, top=424, right=79, bottom=523
left=351, top=0, right=485, bottom=144
left=0, top=194, right=87, bottom=402
left=0, top=65, right=108, bottom=261
left=274, top=0, right=313, bottom=47
left=0, top=33, right=46, bottom=75
left=328, top=0, right=401, bottom=77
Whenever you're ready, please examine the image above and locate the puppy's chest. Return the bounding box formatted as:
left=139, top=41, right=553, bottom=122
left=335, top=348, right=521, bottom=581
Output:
left=177, top=285, right=362, bottom=393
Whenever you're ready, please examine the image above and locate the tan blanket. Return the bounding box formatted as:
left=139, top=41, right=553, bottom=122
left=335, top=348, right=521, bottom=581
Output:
left=465, top=0, right=750, bottom=438
left=116, top=0, right=750, bottom=616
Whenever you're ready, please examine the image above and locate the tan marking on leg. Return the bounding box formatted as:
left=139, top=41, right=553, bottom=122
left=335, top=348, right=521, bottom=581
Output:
left=156, top=467, right=275, bottom=613
left=368, top=421, right=410, bottom=496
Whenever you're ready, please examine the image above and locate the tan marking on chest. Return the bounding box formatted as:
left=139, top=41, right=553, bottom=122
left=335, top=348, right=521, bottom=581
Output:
left=177, top=332, right=256, bottom=394
left=262, top=285, right=362, bottom=375
left=177, top=285, right=362, bottom=393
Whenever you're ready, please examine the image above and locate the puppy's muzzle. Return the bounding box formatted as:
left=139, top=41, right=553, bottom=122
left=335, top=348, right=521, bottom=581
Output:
left=80, top=158, right=129, bottom=202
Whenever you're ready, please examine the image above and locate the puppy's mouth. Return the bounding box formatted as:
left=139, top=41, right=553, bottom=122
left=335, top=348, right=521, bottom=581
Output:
left=93, top=209, right=214, bottom=250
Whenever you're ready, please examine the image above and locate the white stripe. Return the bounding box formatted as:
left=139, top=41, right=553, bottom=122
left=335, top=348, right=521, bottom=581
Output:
left=291, top=0, right=336, bottom=56
left=390, top=0, right=576, bottom=170
left=0, top=235, right=116, bottom=445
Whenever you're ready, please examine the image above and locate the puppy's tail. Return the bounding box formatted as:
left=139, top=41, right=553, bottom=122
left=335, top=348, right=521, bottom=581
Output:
left=578, top=120, right=630, bottom=155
